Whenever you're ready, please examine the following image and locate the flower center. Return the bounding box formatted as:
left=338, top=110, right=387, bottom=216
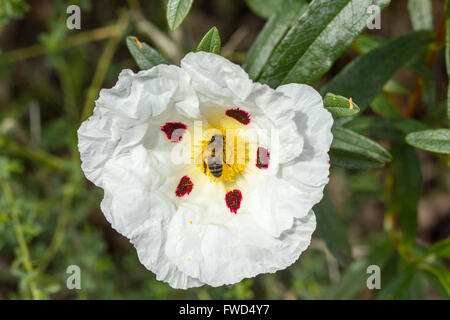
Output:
left=192, top=127, right=249, bottom=183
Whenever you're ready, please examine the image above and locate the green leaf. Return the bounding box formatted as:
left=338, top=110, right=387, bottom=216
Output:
left=126, top=36, right=169, bottom=70
left=421, top=262, right=450, bottom=296
left=196, top=27, right=221, bottom=54
left=352, top=34, right=385, bottom=54
left=344, top=116, right=403, bottom=141
left=259, top=0, right=391, bottom=87
left=325, top=240, right=395, bottom=299
left=371, top=94, right=402, bottom=119
left=446, top=0, right=450, bottom=123
left=244, top=0, right=307, bottom=80
left=323, top=31, right=434, bottom=112
left=376, top=266, right=418, bottom=300
left=388, top=143, right=422, bottom=243
left=426, top=237, right=450, bottom=259
left=406, top=129, right=450, bottom=154
left=408, top=0, right=433, bottom=31
left=323, top=93, right=360, bottom=119
left=383, top=80, right=411, bottom=95
left=408, top=55, right=436, bottom=80
left=244, top=0, right=281, bottom=19
left=0, top=0, right=30, bottom=35
left=325, top=259, right=368, bottom=299
left=166, top=0, right=194, bottom=31
left=406, top=272, right=427, bottom=299
left=330, top=126, right=392, bottom=169
left=344, top=116, right=428, bottom=143
left=352, top=34, right=435, bottom=80
left=422, top=77, right=437, bottom=111
left=314, top=190, right=352, bottom=267
left=391, top=118, right=429, bottom=135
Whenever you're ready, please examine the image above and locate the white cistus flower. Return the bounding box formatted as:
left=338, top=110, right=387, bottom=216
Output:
left=78, top=52, right=333, bottom=289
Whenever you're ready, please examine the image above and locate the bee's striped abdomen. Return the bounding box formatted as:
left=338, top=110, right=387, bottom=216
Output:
left=207, top=156, right=223, bottom=178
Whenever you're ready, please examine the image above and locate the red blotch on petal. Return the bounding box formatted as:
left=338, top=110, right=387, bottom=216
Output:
left=256, top=147, right=270, bottom=169
left=161, top=122, right=187, bottom=142
left=225, top=108, right=251, bottom=125
left=225, top=189, right=242, bottom=214
left=175, top=176, right=194, bottom=197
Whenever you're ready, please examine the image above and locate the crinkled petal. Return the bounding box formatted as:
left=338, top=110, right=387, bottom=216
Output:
left=276, top=83, right=333, bottom=217
left=78, top=65, right=199, bottom=187
left=165, top=203, right=316, bottom=286
left=100, top=145, right=203, bottom=288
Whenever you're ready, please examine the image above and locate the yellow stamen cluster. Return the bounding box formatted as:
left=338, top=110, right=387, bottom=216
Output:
left=191, top=127, right=249, bottom=183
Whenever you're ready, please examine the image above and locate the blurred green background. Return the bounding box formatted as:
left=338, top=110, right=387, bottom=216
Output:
left=0, top=0, right=449, bottom=299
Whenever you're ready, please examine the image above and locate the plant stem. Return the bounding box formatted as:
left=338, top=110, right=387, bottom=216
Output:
left=0, top=136, right=70, bottom=173
left=37, top=184, right=73, bottom=274
left=55, top=57, right=80, bottom=123
left=129, top=9, right=183, bottom=62
left=81, top=12, right=129, bottom=122
left=3, top=24, right=124, bottom=63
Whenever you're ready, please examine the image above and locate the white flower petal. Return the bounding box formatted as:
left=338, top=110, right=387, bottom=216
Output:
left=78, top=65, right=199, bottom=187
left=100, top=145, right=202, bottom=289
left=276, top=83, right=333, bottom=206
left=130, top=207, right=204, bottom=289
left=181, top=52, right=251, bottom=103
left=165, top=203, right=316, bottom=286
left=101, top=145, right=161, bottom=235
left=277, top=83, right=333, bottom=154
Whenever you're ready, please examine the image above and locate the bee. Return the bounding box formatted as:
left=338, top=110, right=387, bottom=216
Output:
left=203, top=134, right=225, bottom=178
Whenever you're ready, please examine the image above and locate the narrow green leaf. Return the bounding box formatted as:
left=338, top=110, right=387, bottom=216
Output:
left=323, top=31, right=434, bottom=112
left=330, top=126, right=392, bottom=169
left=421, top=262, right=450, bottom=296
left=325, top=259, right=368, bottom=299
left=244, top=0, right=281, bottom=19
left=126, top=36, right=169, bottom=70
left=406, top=272, right=427, bottom=299
left=259, top=0, right=391, bottom=87
left=376, top=266, right=416, bottom=300
left=446, top=0, right=450, bottom=123
left=423, top=271, right=450, bottom=298
left=392, top=118, right=429, bottom=135
left=344, top=116, right=403, bottom=141
left=325, top=240, right=395, bottom=299
left=371, top=94, right=402, bottom=119
left=426, top=237, right=450, bottom=259
left=244, top=0, right=307, bottom=80
left=352, top=34, right=435, bottom=80
left=408, top=0, right=433, bottom=31
left=408, top=55, right=436, bottom=80
left=196, top=27, right=221, bottom=54
left=422, top=77, right=437, bottom=111
left=383, top=80, right=411, bottom=95
left=344, top=116, right=428, bottom=142
left=388, top=143, right=422, bottom=243
left=314, top=190, right=352, bottom=267
left=166, top=0, right=194, bottom=31
left=351, top=34, right=385, bottom=54
left=323, top=93, right=360, bottom=119
left=406, top=129, right=450, bottom=154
